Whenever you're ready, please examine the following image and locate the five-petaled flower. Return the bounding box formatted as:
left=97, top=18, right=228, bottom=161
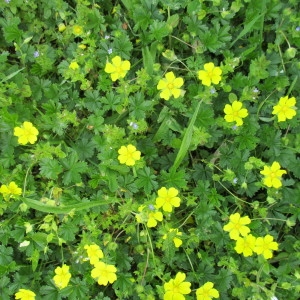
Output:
left=0, top=181, right=22, bottom=200
left=234, top=234, right=256, bottom=257
left=156, top=187, right=180, bottom=212
left=14, top=121, right=39, bottom=145
left=254, top=234, right=279, bottom=259
left=157, top=71, right=184, bottom=100
left=91, top=261, right=117, bottom=286
left=118, top=144, right=141, bottom=166
left=272, top=95, right=297, bottom=122
left=260, top=161, right=286, bottom=188
left=196, top=282, right=219, bottom=300
left=198, top=62, right=222, bottom=86
left=15, top=289, right=36, bottom=300
left=104, top=56, right=130, bottom=81
left=84, top=244, right=104, bottom=265
left=73, top=25, right=83, bottom=35
left=163, top=228, right=183, bottom=248
left=136, top=205, right=163, bottom=228
left=224, top=100, right=248, bottom=126
left=223, top=213, right=251, bottom=240
left=163, top=272, right=191, bottom=300
left=69, top=61, right=79, bottom=70
left=53, top=264, right=71, bottom=289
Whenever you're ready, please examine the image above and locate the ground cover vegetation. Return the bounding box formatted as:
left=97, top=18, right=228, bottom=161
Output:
left=0, top=0, right=299, bottom=299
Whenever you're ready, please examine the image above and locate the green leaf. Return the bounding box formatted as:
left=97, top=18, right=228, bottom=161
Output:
left=135, top=167, right=158, bottom=193
left=58, top=222, right=78, bottom=241
left=22, top=197, right=118, bottom=214
left=149, top=20, right=170, bottom=41
left=3, top=25, right=23, bottom=43
left=40, top=284, right=62, bottom=300
left=171, top=100, right=202, bottom=171
left=160, top=169, right=187, bottom=189
left=230, top=13, right=264, bottom=47
left=61, top=152, right=88, bottom=185
left=40, top=158, right=63, bottom=180
left=0, top=245, right=13, bottom=265
left=0, top=68, right=25, bottom=83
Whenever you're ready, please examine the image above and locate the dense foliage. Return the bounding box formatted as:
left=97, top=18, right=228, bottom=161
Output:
left=0, top=0, right=299, bottom=299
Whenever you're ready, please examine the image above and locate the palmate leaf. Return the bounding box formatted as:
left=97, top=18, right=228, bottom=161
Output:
left=135, top=167, right=158, bottom=194
left=0, top=245, right=13, bottom=265
left=113, top=273, right=134, bottom=298
left=39, top=158, right=63, bottom=180
left=40, top=284, right=62, bottom=300
left=61, top=152, right=88, bottom=185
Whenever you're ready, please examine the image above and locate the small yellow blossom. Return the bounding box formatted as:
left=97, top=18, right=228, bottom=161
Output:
left=136, top=205, right=163, bottom=228
left=104, top=56, right=131, bottom=81
left=272, top=96, right=297, bottom=122
left=53, top=264, right=71, bottom=289
left=15, top=289, right=36, bottom=300
left=58, top=23, right=66, bottom=32
left=0, top=181, right=22, bottom=200
left=14, top=121, right=39, bottom=145
left=254, top=234, right=279, bottom=259
left=224, top=100, right=248, bottom=126
left=223, top=213, right=251, bottom=240
left=260, top=161, right=287, bottom=189
left=73, top=25, right=83, bottom=35
left=164, top=272, right=191, bottom=300
left=234, top=234, right=256, bottom=257
left=196, top=282, right=219, bottom=300
left=69, top=61, right=79, bottom=70
left=198, top=62, right=222, bottom=86
left=91, top=261, right=117, bottom=286
left=84, top=244, right=104, bottom=265
left=118, top=144, right=141, bottom=166
left=163, top=228, right=183, bottom=248
left=157, top=71, right=184, bottom=100
left=155, top=187, right=180, bottom=212
left=78, top=44, right=87, bottom=49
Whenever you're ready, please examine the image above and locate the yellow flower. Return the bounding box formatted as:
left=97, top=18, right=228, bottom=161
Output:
left=234, top=234, right=256, bottom=257
left=163, top=228, right=183, bottom=248
left=260, top=161, right=287, bottom=189
left=254, top=235, right=279, bottom=259
left=224, top=100, right=248, bottom=126
left=272, top=96, right=297, bottom=122
left=73, top=25, right=83, bottom=35
left=14, top=121, right=39, bottom=145
left=104, top=56, right=131, bottom=81
left=78, top=44, right=86, bottom=49
left=58, top=23, right=66, bottom=32
left=15, top=289, right=36, bottom=300
left=198, top=62, right=222, bottom=86
left=0, top=181, right=22, bottom=200
left=164, top=272, right=191, bottom=300
left=157, top=71, right=184, bottom=100
left=53, top=264, right=71, bottom=289
left=196, top=282, right=219, bottom=300
left=91, top=261, right=117, bottom=286
left=118, top=144, right=141, bottom=166
left=69, top=61, right=79, bottom=70
left=84, top=244, right=104, bottom=265
left=223, top=213, right=251, bottom=240
left=136, top=205, right=163, bottom=228
left=155, top=187, right=180, bottom=212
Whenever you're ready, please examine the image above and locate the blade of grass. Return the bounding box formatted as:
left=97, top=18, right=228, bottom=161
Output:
left=171, top=100, right=202, bottom=172
left=22, top=197, right=118, bottom=214
left=1, top=68, right=25, bottom=83
left=230, top=13, right=264, bottom=48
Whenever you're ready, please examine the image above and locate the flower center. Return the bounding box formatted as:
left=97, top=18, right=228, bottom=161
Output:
left=167, top=83, right=174, bottom=90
